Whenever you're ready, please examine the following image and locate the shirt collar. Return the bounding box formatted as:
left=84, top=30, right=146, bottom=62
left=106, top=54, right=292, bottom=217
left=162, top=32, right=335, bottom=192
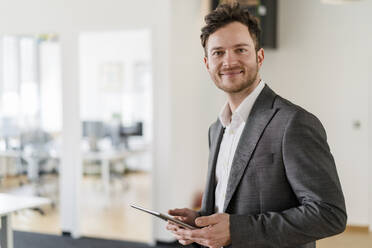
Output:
left=219, top=80, right=266, bottom=128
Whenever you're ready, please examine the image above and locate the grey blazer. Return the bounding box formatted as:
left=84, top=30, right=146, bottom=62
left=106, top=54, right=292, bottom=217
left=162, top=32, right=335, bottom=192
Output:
left=196, top=85, right=347, bottom=248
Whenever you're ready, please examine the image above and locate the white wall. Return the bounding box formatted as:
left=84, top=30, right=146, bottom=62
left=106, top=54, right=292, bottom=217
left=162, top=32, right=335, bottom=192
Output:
left=262, top=0, right=372, bottom=226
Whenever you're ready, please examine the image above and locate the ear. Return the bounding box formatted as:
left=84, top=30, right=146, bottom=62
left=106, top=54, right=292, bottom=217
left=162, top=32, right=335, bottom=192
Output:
left=257, top=48, right=264, bottom=68
left=204, top=56, right=209, bottom=70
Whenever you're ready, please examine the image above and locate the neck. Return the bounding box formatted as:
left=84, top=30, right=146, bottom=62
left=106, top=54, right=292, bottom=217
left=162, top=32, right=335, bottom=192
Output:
left=227, top=77, right=261, bottom=112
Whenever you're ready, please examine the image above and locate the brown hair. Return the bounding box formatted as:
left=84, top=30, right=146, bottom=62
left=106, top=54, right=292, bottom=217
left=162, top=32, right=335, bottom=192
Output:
left=201, top=2, right=262, bottom=56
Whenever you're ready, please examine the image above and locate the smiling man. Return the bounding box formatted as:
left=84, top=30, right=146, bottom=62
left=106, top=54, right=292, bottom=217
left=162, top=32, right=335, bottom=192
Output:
left=166, top=3, right=347, bottom=248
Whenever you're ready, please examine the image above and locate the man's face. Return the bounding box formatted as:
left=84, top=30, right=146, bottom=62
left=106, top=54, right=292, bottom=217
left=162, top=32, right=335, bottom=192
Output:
left=204, top=22, right=264, bottom=94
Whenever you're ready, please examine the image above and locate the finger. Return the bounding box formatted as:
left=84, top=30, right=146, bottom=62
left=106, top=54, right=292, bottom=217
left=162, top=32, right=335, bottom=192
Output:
left=174, top=216, right=188, bottom=222
left=179, top=239, right=193, bottom=245
left=166, top=221, right=182, bottom=233
left=180, top=236, right=206, bottom=246
left=166, top=224, right=178, bottom=232
left=166, top=221, right=177, bottom=228
left=174, top=226, right=217, bottom=246
left=168, top=217, right=189, bottom=230
left=176, top=226, right=210, bottom=240
left=172, top=216, right=188, bottom=224
left=171, top=227, right=189, bottom=239
left=174, top=234, right=185, bottom=240
left=174, top=227, right=194, bottom=239
left=193, top=237, right=211, bottom=247
left=168, top=208, right=188, bottom=216
left=174, top=232, right=197, bottom=243
left=195, top=214, right=220, bottom=227
left=174, top=233, right=194, bottom=241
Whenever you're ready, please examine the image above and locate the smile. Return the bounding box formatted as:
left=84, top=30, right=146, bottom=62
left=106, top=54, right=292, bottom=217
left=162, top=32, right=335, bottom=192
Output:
left=220, top=70, right=243, bottom=76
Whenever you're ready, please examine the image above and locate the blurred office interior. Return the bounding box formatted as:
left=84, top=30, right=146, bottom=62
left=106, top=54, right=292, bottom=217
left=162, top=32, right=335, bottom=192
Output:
left=0, top=30, right=153, bottom=242
left=0, top=0, right=372, bottom=248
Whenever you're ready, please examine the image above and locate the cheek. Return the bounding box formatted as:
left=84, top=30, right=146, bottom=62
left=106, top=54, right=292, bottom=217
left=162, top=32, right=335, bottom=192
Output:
left=208, top=61, right=219, bottom=73
left=208, top=70, right=219, bottom=82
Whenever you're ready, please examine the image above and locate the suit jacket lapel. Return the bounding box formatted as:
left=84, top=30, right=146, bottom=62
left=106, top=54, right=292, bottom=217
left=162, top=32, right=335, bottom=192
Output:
left=223, top=85, right=278, bottom=212
left=203, top=121, right=224, bottom=215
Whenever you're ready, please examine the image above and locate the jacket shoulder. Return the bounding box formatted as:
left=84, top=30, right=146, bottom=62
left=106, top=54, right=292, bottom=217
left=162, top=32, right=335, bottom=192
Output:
left=273, top=95, right=327, bottom=139
left=274, top=95, right=320, bottom=122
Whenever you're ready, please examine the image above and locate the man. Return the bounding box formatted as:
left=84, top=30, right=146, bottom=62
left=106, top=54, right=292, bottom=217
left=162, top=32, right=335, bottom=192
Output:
left=166, top=3, right=347, bottom=248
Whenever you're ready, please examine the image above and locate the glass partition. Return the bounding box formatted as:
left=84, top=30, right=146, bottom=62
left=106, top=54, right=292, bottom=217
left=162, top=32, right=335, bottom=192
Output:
left=79, top=29, right=153, bottom=242
left=0, top=33, right=61, bottom=234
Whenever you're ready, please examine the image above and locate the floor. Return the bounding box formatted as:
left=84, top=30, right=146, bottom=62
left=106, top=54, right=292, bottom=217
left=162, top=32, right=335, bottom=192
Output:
left=1, top=173, right=372, bottom=247
left=0, top=172, right=152, bottom=243
left=13, top=231, right=173, bottom=248
left=317, top=228, right=372, bottom=248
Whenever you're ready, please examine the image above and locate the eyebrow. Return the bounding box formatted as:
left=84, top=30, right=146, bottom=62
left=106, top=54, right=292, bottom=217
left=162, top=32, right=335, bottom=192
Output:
left=209, top=43, right=251, bottom=53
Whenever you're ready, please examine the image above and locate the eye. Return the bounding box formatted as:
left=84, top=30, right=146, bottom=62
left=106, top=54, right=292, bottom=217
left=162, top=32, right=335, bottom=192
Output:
left=212, top=50, right=224, bottom=57
left=237, top=48, right=247, bottom=53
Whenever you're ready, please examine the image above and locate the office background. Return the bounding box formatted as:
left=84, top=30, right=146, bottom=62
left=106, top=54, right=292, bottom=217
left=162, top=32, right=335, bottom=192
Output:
left=0, top=0, right=371, bottom=246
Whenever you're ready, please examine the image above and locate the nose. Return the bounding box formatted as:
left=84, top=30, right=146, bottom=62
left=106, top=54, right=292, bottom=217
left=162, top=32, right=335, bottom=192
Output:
left=222, top=50, right=239, bottom=67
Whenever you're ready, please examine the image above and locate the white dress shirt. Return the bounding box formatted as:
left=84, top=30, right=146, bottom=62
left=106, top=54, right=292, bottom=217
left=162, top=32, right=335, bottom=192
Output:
left=215, top=80, right=265, bottom=213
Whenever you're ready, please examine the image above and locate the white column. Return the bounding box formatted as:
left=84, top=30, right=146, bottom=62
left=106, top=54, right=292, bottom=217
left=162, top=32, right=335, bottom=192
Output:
left=370, top=169, right=372, bottom=232
left=151, top=0, right=173, bottom=242
left=59, top=32, right=82, bottom=238
left=0, top=215, right=13, bottom=248
left=0, top=36, right=3, bottom=109
left=368, top=20, right=372, bottom=234
left=369, top=66, right=372, bottom=233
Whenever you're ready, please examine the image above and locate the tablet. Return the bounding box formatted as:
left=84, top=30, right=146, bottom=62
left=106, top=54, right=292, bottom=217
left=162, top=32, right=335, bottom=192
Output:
left=130, top=204, right=199, bottom=230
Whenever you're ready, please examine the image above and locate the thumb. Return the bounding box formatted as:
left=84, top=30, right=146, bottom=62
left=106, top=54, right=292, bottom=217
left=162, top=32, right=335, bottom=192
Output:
left=195, top=214, right=220, bottom=227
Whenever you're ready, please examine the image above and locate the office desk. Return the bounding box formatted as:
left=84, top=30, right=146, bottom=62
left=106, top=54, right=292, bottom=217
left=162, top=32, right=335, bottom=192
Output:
left=83, top=149, right=145, bottom=193
left=0, top=150, right=21, bottom=181
left=0, top=193, right=51, bottom=248
left=0, top=150, right=20, bottom=158
left=1, top=147, right=146, bottom=193
left=0, top=149, right=49, bottom=185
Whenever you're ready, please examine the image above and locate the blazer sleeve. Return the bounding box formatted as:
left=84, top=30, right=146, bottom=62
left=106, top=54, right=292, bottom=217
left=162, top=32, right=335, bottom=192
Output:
left=229, top=109, right=347, bottom=247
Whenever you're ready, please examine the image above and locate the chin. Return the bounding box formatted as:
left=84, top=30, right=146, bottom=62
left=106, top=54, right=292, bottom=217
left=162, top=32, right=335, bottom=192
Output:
left=218, top=80, right=257, bottom=94
left=218, top=85, right=244, bottom=94
left=221, top=81, right=243, bottom=90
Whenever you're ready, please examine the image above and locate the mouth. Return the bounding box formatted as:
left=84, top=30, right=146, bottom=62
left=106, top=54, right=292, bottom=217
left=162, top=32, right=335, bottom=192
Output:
left=219, top=70, right=244, bottom=77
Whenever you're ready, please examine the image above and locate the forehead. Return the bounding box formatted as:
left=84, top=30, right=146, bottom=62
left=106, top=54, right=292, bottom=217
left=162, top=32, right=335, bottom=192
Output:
left=207, top=22, right=254, bottom=50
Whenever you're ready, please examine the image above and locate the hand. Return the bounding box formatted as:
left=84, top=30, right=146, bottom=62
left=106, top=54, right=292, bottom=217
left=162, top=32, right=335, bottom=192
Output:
left=172, top=213, right=231, bottom=248
left=166, top=208, right=199, bottom=245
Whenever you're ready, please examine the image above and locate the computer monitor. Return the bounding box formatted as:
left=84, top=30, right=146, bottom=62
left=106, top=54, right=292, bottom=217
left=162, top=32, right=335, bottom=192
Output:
left=82, top=121, right=106, bottom=139
left=82, top=121, right=106, bottom=151
left=120, top=122, right=143, bottom=149
left=120, top=122, right=143, bottom=137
